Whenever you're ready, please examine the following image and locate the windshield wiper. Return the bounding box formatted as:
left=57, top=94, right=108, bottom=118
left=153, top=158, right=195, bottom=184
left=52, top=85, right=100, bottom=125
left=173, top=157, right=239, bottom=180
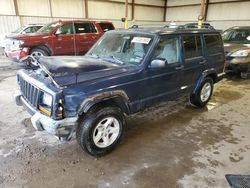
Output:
left=88, top=53, right=100, bottom=59
left=101, top=55, right=124, bottom=65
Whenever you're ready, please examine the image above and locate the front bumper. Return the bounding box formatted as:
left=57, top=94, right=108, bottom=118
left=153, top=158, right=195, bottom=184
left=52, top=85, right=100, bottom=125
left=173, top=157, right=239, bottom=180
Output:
left=5, top=48, right=29, bottom=62
left=14, top=90, right=77, bottom=139
left=225, top=62, right=250, bottom=74
left=225, top=57, right=250, bottom=74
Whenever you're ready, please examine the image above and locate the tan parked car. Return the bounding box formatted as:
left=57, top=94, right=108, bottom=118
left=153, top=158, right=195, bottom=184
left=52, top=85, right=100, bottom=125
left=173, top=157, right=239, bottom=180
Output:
left=223, top=26, right=250, bottom=78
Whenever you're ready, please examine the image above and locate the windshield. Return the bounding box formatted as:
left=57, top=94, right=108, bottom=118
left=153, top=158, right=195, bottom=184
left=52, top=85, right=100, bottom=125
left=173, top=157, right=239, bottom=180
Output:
left=12, top=26, right=25, bottom=34
left=87, top=32, right=154, bottom=65
left=223, top=28, right=250, bottom=44
left=37, top=22, right=59, bottom=34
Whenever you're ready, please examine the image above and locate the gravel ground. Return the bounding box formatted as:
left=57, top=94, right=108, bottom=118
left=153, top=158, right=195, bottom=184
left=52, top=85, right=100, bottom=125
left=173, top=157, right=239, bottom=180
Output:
left=0, top=56, right=250, bottom=188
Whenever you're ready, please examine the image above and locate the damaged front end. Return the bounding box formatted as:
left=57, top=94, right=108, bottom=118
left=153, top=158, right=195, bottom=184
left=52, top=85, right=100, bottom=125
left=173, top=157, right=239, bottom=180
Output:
left=14, top=66, right=78, bottom=141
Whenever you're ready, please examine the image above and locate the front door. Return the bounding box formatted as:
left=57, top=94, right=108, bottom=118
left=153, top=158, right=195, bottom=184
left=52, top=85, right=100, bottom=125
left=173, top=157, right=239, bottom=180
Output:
left=53, top=23, right=75, bottom=55
left=142, top=35, right=183, bottom=107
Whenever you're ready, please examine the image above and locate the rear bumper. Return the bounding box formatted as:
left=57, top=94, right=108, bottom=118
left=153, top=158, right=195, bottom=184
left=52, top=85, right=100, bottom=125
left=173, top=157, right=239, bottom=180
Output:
left=14, top=90, right=77, bottom=139
left=5, top=48, right=29, bottom=61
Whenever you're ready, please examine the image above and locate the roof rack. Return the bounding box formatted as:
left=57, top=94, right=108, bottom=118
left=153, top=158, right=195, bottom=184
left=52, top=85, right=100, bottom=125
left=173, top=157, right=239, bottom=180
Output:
left=129, top=22, right=216, bottom=30
left=129, top=24, right=168, bottom=29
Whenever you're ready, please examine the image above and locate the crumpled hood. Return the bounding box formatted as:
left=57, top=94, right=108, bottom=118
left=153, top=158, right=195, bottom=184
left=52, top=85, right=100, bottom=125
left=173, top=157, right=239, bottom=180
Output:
left=38, top=56, right=137, bottom=86
left=224, top=43, right=250, bottom=54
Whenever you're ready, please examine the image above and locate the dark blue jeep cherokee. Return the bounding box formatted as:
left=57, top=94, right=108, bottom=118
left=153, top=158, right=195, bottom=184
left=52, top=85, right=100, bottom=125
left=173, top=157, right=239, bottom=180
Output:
left=15, top=26, right=225, bottom=156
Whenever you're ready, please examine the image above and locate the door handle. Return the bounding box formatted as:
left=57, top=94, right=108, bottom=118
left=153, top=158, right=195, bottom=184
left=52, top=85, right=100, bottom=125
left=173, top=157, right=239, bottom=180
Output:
left=199, top=60, right=207, bottom=65
left=175, top=65, right=184, bottom=70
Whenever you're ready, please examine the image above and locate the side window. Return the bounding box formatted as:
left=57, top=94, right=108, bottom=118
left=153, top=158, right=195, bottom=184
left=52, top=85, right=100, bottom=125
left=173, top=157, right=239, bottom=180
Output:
left=183, top=35, right=203, bottom=59
left=34, top=26, right=43, bottom=32
left=74, top=23, right=96, bottom=34
left=153, top=36, right=180, bottom=64
left=204, top=34, right=222, bottom=55
left=98, top=23, right=114, bottom=32
left=55, top=23, right=74, bottom=35
left=23, top=27, right=32, bottom=34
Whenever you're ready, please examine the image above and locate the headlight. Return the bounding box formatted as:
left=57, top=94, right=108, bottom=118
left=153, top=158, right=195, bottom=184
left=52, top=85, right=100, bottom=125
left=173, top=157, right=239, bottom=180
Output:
left=42, top=92, right=53, bottom=107
left=10, top=39, right=24, bottom=51
left=230, top=50, right=250, bottom=57
left=38, top=92, right=53, bottom=116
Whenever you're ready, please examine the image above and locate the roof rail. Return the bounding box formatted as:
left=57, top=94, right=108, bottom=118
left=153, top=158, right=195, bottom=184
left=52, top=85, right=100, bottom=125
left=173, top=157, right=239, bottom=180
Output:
left=129, top=24, right=169, bottom=29
left=129, top=22, right=216, bottom=31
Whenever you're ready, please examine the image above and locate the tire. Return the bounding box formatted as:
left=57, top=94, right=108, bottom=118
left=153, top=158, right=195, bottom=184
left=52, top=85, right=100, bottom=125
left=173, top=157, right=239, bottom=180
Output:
left=189, top=77, right=213, bottom=107
left=76, top=106, right=125, bottom=156
left=30, top=48, right=48, bottom=58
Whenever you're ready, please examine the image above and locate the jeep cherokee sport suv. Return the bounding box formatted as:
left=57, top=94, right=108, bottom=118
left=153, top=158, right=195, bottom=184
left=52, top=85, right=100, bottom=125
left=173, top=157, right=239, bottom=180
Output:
left=5, top=20, right=114, bottom=61
left=15, top=26, right=225, bottom=156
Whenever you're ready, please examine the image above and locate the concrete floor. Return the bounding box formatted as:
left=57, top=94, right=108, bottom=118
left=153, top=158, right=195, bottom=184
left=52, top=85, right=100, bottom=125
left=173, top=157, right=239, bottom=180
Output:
left=0, top=56, right=250, bottom=188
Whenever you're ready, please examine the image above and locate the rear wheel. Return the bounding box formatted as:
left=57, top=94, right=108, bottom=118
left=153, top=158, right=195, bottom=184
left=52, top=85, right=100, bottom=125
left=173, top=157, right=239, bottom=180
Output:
left=76, top=106, right=124, bottom=156
left=189, top=77, right=213, bottom=107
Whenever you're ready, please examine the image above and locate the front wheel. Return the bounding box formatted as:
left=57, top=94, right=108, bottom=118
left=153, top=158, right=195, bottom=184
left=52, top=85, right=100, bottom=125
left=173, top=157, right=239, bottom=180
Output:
left=189, top=77, right=213, bottom=107
left=76, top=106, right=125, bottom=156
left=30, top=48, right=48, bottom=59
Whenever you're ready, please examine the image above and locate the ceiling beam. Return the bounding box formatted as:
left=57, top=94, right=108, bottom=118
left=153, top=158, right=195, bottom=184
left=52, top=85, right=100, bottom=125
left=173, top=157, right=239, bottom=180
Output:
left=204, top=0, right=209, bottom=21
left=131, top=0, right=135, bottom=20
left=85, top=0, right=89, bottom=19
left=88, top=0, right=164, bottom=9
left=163, top=0, right=167, bottom=22
left=13, top=0, right=19, bottom=16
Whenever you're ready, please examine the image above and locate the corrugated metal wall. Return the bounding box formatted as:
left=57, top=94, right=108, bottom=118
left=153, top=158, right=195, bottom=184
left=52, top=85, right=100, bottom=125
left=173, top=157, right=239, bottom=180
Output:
left=0, top=0, right=166, bottom=34
left=0, top=16, right=20, bottom=33
left=165, top=0, right=250, bottom=30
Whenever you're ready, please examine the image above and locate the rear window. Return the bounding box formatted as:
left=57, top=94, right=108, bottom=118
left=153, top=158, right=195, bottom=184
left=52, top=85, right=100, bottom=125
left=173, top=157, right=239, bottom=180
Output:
left=183, top=35, right=203, bottom=59
left=204, top=34, right=222, bottom=55
left=98, top=22, right=114, bottom=32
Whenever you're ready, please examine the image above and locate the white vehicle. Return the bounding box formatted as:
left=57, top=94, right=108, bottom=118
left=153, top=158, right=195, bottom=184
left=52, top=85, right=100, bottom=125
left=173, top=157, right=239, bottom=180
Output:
left=0, top=24, right=44, bottom=48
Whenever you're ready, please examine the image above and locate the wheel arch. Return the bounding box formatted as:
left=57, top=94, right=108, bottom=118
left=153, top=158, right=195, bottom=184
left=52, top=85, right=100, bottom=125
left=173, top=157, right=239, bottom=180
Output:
left=192, top=69, right=217, bottom=94
left=29, top=44, right=51, bottom=55
left=77, top=91, right=130, bottom=117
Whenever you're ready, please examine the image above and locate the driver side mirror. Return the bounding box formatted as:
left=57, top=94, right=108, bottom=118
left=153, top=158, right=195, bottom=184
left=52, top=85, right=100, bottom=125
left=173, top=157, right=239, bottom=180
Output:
left=149, top=59, right=167, bottom=70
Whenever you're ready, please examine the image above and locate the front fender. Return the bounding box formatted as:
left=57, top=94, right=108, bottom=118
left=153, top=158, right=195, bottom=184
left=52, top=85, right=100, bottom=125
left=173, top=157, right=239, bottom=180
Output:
left=77, top=90, right=130, bottom=115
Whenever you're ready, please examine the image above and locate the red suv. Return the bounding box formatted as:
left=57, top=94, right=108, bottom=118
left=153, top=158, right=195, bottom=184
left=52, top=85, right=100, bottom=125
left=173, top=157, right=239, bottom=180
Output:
left=5, top=20, right=114, bottom=61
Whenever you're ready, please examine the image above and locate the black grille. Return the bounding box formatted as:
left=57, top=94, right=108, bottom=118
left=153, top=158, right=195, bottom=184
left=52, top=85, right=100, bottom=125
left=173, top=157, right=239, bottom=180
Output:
left=18, top=75, right=40, bottom=107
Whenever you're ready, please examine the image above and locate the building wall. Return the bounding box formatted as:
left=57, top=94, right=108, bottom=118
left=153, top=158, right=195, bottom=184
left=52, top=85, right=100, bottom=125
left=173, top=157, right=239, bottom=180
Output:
left=165, top=0, right=250, bottom=30
left=207, top=0, right=250, bottom=29
left=0, top=0, right=166, bottom=33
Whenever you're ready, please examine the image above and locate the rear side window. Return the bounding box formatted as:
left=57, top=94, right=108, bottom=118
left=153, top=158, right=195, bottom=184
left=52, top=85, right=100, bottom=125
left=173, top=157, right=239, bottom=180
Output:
left=74, top=23, right=97, bottom=34
left=204, top=34, right=222, bottom=55
left=98, top=22, right=114, bottom=32
left=183, top=35, right=203, bottom=59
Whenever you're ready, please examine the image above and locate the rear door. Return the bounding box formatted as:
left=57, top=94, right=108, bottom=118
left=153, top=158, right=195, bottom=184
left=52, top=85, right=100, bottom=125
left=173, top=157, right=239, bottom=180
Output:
left=53, top=23, right=75, bottom=55
left=181, top=34, right=206, bottom=92
left=74, top=22, right=102, bottom=55
left=204, top=34, right=224, bottom=73
left=142, top=35, right=183, bottom=107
